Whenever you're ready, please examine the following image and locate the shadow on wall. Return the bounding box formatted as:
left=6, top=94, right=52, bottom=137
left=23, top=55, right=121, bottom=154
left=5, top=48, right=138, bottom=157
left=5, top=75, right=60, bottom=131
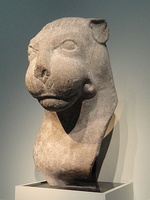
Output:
left=98, top=100, right=129, bottom=182
left=123, top=89, right=137, bottom=181
left=99, top=90, right=137, bottom=184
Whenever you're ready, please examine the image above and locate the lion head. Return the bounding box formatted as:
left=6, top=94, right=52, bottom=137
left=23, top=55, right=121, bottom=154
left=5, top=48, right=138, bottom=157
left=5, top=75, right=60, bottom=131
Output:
left=25, top=18, right=112, bottom=112
left=25, top=17, right=118, bottom=187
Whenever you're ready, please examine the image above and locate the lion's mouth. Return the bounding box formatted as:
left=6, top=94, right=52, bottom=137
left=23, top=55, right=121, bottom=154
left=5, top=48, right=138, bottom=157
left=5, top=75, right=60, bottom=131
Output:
left=37, top=95, right=63, bottom=101
left=36, top=91, right=82, bottom=112
left=37, top=92, right=79, bottom=102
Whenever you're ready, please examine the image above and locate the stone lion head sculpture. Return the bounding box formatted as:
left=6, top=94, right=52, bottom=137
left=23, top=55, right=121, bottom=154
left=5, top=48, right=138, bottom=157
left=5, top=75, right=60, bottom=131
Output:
left=25, top=17, right=118, bottom=189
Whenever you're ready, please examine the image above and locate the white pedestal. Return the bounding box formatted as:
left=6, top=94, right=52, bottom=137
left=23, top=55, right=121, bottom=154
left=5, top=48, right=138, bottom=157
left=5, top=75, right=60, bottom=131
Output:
left=15, top=181, right=133, bottom=200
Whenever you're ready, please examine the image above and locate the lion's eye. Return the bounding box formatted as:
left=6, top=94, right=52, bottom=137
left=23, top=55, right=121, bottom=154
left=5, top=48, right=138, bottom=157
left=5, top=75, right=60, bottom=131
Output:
left=61, top=40, right=77, bottom=51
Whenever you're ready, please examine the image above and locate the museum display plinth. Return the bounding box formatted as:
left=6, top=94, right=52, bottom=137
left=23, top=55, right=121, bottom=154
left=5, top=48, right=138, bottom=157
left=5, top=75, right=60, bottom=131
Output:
left=15, top=181, right=133, bottom=200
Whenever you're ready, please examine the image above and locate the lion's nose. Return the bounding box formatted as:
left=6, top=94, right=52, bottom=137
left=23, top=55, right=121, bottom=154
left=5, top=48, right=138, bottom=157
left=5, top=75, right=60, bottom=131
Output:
left=34, top=65, right=50, bottom=84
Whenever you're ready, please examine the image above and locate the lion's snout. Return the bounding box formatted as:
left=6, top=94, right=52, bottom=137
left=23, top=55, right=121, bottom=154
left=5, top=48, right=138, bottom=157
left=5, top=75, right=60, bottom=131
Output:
left=34, top=64, right=50, bottom=84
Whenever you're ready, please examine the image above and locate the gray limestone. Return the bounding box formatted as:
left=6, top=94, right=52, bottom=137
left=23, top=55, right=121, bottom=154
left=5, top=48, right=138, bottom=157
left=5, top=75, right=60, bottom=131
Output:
left=25, top=17, right=118, bottom=188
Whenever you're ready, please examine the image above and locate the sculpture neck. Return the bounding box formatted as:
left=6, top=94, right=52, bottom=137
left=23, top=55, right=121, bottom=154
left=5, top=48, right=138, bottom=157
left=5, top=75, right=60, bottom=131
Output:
left=44, top=85, right=117, bottom=145
left=44, top=93, right=104, bottom=144
left=57, top=98, right=82, bottom=134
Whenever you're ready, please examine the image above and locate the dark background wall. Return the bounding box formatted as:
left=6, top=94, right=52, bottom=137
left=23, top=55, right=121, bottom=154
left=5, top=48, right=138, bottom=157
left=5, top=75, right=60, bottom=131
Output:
left=0, top=1, right=150, bottom=200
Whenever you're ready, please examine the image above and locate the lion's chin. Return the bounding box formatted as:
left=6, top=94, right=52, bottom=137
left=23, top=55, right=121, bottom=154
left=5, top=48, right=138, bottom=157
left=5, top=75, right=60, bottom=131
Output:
left=38, top=97, right=78, bottom=112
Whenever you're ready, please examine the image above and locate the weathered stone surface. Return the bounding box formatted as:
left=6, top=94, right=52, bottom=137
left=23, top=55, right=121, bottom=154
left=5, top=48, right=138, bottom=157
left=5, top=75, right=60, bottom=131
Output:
left=25, top=17, right=118, bottom=188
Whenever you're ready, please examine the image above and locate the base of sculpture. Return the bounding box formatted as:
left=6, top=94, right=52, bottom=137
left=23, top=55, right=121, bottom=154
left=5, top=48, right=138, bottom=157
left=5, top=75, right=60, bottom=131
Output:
left=15, top=181, right=133, bottom=200
left=21, top=180, right=123, bottom=192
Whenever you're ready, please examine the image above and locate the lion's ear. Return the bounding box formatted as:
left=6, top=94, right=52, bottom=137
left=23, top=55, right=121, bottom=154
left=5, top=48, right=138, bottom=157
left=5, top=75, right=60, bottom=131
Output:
left=89, top=19, right=109, bottom=44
